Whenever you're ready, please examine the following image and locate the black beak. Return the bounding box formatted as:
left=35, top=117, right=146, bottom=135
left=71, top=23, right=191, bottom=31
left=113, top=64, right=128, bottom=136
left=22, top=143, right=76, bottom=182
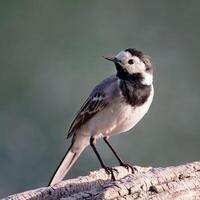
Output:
left=103, top=56, right=120, bottom=63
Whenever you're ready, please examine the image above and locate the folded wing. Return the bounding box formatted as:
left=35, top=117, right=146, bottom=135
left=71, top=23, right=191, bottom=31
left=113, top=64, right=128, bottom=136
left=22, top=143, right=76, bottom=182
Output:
left=67, top=92, right=108, bottom=138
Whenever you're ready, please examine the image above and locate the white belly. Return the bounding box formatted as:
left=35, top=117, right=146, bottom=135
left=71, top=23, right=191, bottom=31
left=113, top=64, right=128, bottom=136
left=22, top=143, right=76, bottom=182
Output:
left=80, top=86, right=154, bottom=137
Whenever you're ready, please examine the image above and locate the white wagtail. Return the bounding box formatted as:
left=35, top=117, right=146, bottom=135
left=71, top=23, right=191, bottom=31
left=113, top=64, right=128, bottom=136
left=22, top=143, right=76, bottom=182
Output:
left=48, top=48, right=154, bottom=186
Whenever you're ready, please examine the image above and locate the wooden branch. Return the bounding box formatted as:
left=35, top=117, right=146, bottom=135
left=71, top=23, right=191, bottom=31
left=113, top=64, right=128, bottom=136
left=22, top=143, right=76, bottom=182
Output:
left=3, top=161, right=200, bottom=200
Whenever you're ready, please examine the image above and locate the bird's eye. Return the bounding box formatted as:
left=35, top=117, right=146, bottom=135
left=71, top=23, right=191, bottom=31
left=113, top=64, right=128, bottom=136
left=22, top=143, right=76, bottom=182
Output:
left=128, top=59, right=134, bottom=64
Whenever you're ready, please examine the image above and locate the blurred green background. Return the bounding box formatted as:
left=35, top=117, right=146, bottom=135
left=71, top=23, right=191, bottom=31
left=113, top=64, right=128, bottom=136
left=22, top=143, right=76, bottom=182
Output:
left=0, top=0, right=200, bottom=198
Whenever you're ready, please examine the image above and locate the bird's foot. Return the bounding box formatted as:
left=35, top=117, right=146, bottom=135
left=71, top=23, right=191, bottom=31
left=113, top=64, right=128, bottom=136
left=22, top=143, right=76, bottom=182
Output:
left=120, top=162, right=137, bottom=173
left=104, top=166, right=118, bottom=181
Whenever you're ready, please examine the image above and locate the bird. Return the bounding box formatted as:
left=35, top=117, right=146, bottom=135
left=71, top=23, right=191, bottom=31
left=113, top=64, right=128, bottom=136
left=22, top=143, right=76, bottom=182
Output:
left=48, top=48, right=154, bottom=186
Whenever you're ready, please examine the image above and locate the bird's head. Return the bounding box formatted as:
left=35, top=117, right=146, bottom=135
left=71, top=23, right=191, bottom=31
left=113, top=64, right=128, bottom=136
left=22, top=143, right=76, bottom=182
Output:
left=104, top=48, right=153, bottom=85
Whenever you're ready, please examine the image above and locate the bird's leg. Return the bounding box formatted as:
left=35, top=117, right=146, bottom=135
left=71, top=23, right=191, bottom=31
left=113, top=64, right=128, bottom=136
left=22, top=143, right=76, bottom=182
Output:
left=90, top=136, right=118, bottom=180
left=103, top=137, right=136, bottom=173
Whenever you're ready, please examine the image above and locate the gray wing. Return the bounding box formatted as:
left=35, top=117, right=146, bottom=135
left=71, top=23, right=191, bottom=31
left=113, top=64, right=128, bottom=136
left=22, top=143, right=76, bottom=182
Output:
left=67, top=91, right=108, bottom=138
left=67, top=75, right=118, bottom=139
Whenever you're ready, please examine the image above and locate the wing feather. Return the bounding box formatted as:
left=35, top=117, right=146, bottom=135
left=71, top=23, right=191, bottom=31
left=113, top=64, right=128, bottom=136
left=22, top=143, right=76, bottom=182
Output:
left=67, top=92, right=108, bottom=138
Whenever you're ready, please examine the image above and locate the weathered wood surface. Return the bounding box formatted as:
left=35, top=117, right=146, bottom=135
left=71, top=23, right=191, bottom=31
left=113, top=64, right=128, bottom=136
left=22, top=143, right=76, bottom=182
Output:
left=3, top=161, right=200, bottom=200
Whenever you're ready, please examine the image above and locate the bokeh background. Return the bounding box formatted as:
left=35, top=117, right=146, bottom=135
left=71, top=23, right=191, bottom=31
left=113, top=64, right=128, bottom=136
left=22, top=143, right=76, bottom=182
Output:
left=0, top=0, right=200, bottom=198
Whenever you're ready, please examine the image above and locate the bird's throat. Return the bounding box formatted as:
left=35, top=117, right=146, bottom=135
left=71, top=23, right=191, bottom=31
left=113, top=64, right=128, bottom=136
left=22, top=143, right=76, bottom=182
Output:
left=119, top=76, right=152, bottom=107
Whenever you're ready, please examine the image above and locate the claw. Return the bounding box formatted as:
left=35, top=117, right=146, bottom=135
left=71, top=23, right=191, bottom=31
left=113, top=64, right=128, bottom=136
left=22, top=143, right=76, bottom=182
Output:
left=112, top=168, right=119, bottom=175
left=120, top=163, right=137, bottom=173
left=104, top=167, right=118, bottom=180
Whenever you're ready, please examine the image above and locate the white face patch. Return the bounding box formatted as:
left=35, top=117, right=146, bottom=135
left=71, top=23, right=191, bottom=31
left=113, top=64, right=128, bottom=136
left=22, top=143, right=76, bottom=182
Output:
left=141, top=72, right=153, bottom=85
left=116, top=51, right=146, bottom=74
left=115, top=51, right=153, bottom=85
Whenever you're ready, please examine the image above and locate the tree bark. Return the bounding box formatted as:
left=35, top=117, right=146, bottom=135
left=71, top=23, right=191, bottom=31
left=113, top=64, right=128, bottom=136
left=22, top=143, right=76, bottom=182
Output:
left=3, top=161, right=200, bottom=200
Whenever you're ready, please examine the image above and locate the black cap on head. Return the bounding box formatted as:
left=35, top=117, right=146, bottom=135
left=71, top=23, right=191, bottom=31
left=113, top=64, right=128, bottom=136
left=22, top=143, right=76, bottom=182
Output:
left=125, top=48, right=143, bottom=59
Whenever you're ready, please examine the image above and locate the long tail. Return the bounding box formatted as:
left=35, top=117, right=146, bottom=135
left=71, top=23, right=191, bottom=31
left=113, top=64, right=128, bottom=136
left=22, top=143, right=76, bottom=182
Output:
left=48, top=135, right=89, bottom=186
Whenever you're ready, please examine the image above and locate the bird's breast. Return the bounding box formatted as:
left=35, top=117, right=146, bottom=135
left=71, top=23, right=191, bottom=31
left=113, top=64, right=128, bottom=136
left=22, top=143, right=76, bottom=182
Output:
left=80, top=85, right=154, bottom=137
left=108, top=85, right=154, bottom=135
